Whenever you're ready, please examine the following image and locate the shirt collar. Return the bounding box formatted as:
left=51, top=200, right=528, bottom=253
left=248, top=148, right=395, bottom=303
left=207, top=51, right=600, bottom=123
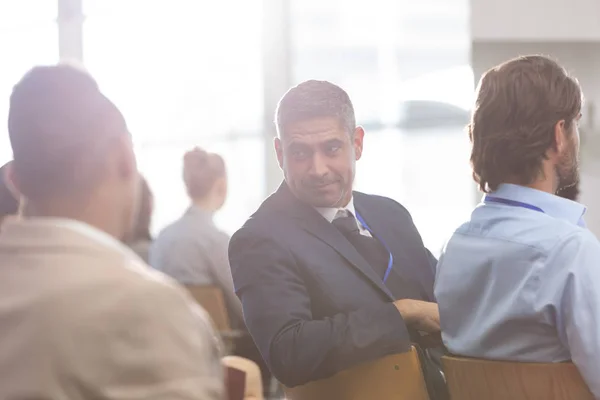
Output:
left=2, top=217, right=141, bottom=259
left=485, top=183, right=587, bottom=226
left=315, top=197, right=357, bottom=223
left=186, top=205, right=214, bottom=220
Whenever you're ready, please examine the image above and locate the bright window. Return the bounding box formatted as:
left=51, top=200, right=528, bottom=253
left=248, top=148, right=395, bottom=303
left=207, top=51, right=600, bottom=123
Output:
left=0, top=0, right=474, bottom=251
left=83, top=0, right=264, bottom=234
left=0, top=0, right=58, bottom=165
left=291, top=0, right=474, bottom=254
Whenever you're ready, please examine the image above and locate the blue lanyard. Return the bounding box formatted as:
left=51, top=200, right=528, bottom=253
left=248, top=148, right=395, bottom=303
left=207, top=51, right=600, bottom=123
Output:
left=484, top=196, right=545, bottom=213
left=355, top=211, right=394, bottom=283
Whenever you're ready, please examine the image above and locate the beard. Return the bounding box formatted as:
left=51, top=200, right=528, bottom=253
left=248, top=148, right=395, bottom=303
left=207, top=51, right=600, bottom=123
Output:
left=556, top=181, right=580, bottom=201
left=555, top=141, right=580, bottom=195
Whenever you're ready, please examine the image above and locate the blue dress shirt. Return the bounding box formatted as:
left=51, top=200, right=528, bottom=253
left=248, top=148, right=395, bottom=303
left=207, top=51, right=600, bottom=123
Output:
left=435, top=183, right=600, bottom=398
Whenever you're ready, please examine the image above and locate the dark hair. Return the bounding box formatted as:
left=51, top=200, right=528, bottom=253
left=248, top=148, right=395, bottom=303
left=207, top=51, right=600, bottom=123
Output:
left=131, top=176, right=153, bottom=241
left=0, top=163, right=18, bottom=217
left=275, top=80, right=356, bottom=137
left=183, top=147, right=226, bottom=199
left=469, top=55, right=583, bottom=193
left=8, top=64, right=128, bottom=199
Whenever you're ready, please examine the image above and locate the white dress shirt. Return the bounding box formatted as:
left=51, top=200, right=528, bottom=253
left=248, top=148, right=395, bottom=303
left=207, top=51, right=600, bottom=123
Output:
left=0, top=217, right=224, bottom=400
left=315, top=197, right=372, bottom=237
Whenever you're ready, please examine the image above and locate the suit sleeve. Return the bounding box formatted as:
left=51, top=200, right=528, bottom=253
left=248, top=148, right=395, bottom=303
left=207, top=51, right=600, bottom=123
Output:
left=426, top=249, right=438, bottom=276
left=57, top=274, right=224, bottom=399
left=229, top=230, right=411, bottom=387
left=384, top=196, right=438, bottom=301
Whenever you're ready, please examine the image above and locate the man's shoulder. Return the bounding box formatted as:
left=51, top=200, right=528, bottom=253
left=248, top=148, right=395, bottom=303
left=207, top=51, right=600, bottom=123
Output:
left=232, top=195, right=289, bottom=240
left=230, top=215, right=285, bottom=257
left=48, top=261, right=218, bottom=359
left=54, top=256, right=197, bottom=321
left=553, top=225, right=600, bottom=257
left=452, top=211, right=599, bottom=266
left=353, top=191, right=411, bottom=216
left=41, top=257, right=221, bottom=390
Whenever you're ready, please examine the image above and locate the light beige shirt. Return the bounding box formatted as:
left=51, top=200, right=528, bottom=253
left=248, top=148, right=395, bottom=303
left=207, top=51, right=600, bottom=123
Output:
left=0, top=217, right=224, bottom=400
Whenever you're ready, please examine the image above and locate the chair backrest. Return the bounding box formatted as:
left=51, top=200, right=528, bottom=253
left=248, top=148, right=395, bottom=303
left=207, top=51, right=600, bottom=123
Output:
left=185, top=285, right=231, bottom=331
left=225, top=365, right=246, bottom=400
left=284, top=347, right=429, bottom=400
left=442, top=356, right=594, bottom=400
left=223, top=356, right=264, bottom=400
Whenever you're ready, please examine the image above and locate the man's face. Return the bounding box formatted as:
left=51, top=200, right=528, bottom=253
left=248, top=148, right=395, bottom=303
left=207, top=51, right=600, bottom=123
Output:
left=275, top=117, right=364, bottom=208
left=556, top=118, right=581, bottom=192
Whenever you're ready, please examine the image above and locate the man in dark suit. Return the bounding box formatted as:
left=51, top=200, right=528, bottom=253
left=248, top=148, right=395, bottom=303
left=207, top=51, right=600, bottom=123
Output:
left=229, top=80, right=445, bottom=397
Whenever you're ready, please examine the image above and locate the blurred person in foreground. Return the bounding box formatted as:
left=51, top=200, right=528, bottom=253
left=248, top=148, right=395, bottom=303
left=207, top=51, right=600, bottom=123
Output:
left=229, top=80, right=447, bottom=399
left=0, top=162, right=19, bottom=229
left=150, top=148, right=271, bottom=393
left=435, top=55, right=599, bottom=397
left=0, top=64, right=223, bottom=399
left=125, top=175, right=154, bottom=262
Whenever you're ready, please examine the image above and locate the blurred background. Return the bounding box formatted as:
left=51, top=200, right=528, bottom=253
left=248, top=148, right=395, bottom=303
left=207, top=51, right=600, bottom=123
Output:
left=1, top=0, right=600, bottom=255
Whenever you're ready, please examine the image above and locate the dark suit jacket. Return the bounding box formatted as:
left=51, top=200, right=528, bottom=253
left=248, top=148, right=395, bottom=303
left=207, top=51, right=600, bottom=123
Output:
left=228, top=183, right=437, bottom=387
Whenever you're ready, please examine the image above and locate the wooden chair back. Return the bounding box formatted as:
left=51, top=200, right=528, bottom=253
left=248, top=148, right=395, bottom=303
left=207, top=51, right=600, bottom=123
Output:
left=225, top=365, right=246, bottom=400
left=185, top=285, right=231, bottom=331
left=284, top=347, right=429, bottom=400
left=223, top=356, right=264, bottom=400
left=442, top=356, right=593, bottom=400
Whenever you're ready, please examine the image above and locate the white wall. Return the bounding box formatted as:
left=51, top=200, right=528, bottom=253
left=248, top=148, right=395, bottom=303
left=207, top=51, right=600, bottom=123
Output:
left=471, top=0, right=600, bottom=41
left=472, top=41, right=600, bottom=236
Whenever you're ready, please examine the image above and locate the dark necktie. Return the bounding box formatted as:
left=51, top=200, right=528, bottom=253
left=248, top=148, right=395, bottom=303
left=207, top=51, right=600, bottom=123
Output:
left=332, top=210, right=360, bottom=236
left=332, top=210, right=424, bottom=300
left=333, top=210, right=389, bottom=279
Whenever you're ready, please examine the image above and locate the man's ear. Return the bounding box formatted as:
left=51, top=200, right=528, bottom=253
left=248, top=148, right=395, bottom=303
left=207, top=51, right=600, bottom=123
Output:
left=3, top=161, right=21, bottom=200
left=274, top=137, right=284, bottom=170
left=553, top=119, right=567, bottom=155
left=353, top=126, right=365, bottom=160
left=114, top=135, right=138, bottom=181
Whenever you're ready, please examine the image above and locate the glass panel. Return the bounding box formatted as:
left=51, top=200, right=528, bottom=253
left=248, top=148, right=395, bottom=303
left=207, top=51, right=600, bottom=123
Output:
left=291, top=0, right=473, bottom=254
left=83, top=0, right=263, bottom=145
left=84, top=0, right=265, bottom=234
left=0, top=3, right=58, bottom=165
left=0, top=0, right=57, bottom=27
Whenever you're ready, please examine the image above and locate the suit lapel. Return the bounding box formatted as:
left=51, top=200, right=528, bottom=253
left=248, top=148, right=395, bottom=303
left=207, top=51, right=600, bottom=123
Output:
left=354, top=193, right=400, bottom=271
left=272, top=184, right=394, bottom=300
left=354, top=193, right=423, bottom=290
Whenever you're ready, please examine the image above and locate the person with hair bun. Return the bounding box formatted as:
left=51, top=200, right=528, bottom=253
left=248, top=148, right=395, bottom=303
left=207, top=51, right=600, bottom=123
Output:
left=151, top=147, right=271, bottom=394
left=151, top=147, right=236, bottom=318
left=182, top=147, right=228, bottom=211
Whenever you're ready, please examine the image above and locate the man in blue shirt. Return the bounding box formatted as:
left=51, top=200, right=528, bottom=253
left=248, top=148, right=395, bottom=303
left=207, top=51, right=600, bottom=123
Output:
left=435, top=55, right=600, bottom=397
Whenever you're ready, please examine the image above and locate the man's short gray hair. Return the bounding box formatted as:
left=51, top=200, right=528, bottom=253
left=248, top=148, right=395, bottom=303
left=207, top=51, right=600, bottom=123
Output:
left=275, top=80, right=356, bottom=137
